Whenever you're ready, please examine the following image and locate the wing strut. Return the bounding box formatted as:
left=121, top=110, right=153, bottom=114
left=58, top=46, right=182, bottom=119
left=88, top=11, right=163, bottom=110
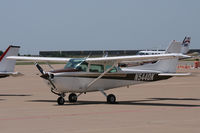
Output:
left=85, top=62, right=117, bottom=91
left=46, top=62, right=54, bottom=71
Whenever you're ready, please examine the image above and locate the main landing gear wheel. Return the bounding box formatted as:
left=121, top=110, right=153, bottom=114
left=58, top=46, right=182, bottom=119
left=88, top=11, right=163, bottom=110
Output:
left=57, top=97, right=65, bottom=105
left=68, top=93, right=77, bottom=103
left=107, top=94, right=116, bottom=104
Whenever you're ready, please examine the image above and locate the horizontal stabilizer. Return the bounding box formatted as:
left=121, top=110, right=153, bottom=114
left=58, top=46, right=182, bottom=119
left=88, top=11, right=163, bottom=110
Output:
left=0, top=72, right=24, bottom=77
left=158, top=73, right=191, bottom=76
left=10, top=72, right=24, bottom=77
left=7, top=56, right=70, bottom=62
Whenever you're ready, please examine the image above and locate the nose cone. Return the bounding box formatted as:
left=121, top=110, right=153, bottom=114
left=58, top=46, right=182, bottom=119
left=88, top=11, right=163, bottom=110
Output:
left=40, top=73, right=49, bottom=79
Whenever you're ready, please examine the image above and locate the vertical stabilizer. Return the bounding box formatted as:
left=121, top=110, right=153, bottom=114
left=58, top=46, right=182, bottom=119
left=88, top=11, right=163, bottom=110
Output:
left=165, top=40, right=182, bottom=53
left=181, top=36, right=191, bottom=54
left=0, top=45, right=20, bottom=72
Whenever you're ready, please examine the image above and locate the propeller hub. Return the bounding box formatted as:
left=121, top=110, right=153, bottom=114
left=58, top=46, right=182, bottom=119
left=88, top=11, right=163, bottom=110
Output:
left=40, top=73, right=49, bottom=79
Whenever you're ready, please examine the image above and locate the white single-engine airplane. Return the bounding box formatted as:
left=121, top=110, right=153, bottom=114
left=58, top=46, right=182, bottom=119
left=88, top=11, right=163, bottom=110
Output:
left=0, top=45, right=21, bottom=78
left=7, top=40, right=190, bottom=105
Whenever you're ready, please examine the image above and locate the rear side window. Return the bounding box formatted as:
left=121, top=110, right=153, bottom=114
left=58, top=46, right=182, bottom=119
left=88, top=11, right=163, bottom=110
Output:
left=105, top=65, right=117, bottom=73
left=89, top=64, right=104, bottom=73
left=76, top=62, right=88, bottom=72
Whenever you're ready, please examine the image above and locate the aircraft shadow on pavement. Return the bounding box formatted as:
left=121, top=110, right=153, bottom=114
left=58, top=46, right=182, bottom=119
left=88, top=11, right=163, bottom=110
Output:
left=0, top=94, right=32, bottom=97
left=28, top=98, right=200, bottom=107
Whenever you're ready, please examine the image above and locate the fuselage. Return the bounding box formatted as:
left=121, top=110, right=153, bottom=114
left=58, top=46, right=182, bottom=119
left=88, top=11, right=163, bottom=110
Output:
left=45, top=69, right=171, bottom=93
left=40, top=58, right=172, bottom=94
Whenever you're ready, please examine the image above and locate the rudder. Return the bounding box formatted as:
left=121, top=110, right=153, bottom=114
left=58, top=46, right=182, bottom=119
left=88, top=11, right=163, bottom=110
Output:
left=0, top=45, right=20, bottom=72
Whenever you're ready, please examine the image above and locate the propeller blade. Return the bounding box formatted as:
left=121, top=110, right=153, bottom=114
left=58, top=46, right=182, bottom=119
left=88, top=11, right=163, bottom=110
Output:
left=35, top=62, right=44, bottom=75
left=48, top=79, right=56, bottom=89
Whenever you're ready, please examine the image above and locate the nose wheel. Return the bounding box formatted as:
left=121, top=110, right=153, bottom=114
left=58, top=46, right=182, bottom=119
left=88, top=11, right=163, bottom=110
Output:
left=57, top=97, right=65, bottom=105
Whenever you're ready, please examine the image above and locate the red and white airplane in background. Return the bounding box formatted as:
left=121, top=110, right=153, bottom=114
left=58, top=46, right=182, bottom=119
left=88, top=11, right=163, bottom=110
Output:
left=7, top=39, right=190, bottom=105
left=0, top=45, right=21, bottom=78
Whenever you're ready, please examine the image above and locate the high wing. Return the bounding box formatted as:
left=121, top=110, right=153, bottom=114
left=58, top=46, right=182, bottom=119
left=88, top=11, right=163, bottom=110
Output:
left=85, top=53, right=189, bottom=63
left=7, top=53, right=189, bottom=63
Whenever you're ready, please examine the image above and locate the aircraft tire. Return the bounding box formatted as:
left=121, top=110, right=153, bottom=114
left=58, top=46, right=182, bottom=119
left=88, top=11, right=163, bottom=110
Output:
left=68, top=93, right=77, bottom=103
left=107, top=94, right=116, bottom=104
left=57, top=97, right=65, bottom=105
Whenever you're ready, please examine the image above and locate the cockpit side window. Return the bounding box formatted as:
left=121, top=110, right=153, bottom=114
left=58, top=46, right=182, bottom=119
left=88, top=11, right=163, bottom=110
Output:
left=76, top=62, right=88, bottom=72
left=89, top=64, right=104, bottom=73
left=64, top=59, right=81, bottom=69
left=64, top=59, right=88, bottom=72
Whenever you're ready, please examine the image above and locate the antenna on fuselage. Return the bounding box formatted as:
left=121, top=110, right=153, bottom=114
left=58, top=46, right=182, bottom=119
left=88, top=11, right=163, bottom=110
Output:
left=103, top=51, right=108, bottom=57
left=86, top=52, right=92, bottom=58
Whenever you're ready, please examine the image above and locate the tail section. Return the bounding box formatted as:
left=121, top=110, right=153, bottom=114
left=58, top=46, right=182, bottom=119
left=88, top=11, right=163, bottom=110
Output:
left=157, top=41, right=182, bottom=73
left=181, top=36, right=191, bottom=54
left=159, top=37, right=191, bottom=72
left=125, top=37, right=190, bottom=73
left=165, top=40, right=182, bottom=54
left=0, top=45, right=20, bottom=72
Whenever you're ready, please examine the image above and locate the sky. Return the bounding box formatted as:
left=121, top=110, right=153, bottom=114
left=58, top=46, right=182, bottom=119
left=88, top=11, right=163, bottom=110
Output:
left=0, top=0, right=199, bottom=54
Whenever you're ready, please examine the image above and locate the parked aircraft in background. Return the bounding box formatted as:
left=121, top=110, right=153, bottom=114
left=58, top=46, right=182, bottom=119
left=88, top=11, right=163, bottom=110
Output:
left=137, top=36, right=191, bottom=55
left=7, top=39, right=190, bottom=105
left=0, top=45, right=21, bottom=78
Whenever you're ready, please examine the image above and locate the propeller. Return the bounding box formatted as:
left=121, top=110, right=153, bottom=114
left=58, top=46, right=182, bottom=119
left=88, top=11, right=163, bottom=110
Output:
left=35, top=62, right=45, bottom=75
left=34, top=62, right=56, bottom=89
